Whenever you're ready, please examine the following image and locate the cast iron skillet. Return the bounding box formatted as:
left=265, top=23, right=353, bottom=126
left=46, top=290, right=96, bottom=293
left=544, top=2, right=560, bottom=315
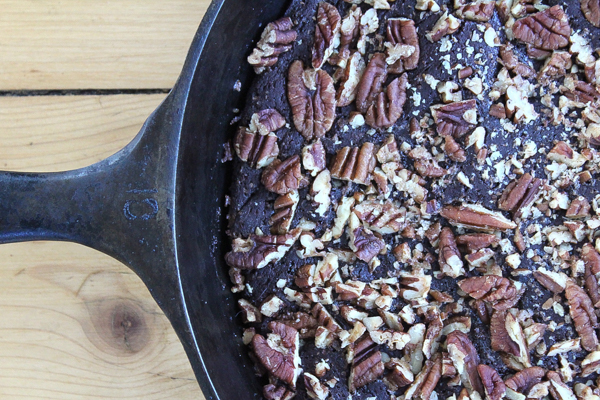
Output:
left=0, top=0, right=286, bottom=398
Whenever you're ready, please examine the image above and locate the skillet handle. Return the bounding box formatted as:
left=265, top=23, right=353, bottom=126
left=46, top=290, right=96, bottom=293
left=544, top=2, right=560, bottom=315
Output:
left=0, top=93, right=181, bottom=313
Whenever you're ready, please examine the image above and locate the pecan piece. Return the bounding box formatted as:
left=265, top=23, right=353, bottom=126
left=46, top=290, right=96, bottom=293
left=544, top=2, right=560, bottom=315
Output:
left=252, top=321, right=301, bottom=388
left=444, top=136, right=466, bottom=162
left=547, top=371, right=577, bottom=400
left=499, top=44, right=536, bottom=78
left=582, top=244, right=600, bottom=306
left=565, top=279, right=599, bottom=351
left=349, top=336, right=384, bottom=392
left=234, top=127, right=279, bottom=168
left=330, top=142, right=376, bottom=185
left=455, top=0, right=495, bottom=22
left=431, top=100, right=477, bottom=138
left=330, top=5, right=361, bottom=66
left=386, top=18, right=420, bottom=74
left=505, top=367, right=545, bottom=394
left=512, top=6, right=571, bottom=50
left=427, top=11, right=461, bottom=42
left=385, top=358, right=414, bottom=390
left=278, top=312, right=318, bottom=339
left=456, top=233, right=499, bottom=252
left=538, top=51, right=572, bottom=83
left=287, top=60, right=336, bottom=140
left=354, top=200, right=406, bottom=234
left=311, top=169, right=331, bottom=216
left=304, top=373, right=329, bottom=400
left=582, top=0, right=600, bottom=27
left=356, top=53, right=387, bottom=114
left=441, top=204, right=517, bottom=232
left=566, top=196, right=591, bottom=219
left=250, top=109, right=287, bottom=135
left=365, top=73, right=408, bottom=129
left=313, top=2, right=342, bottom=69
left=490, top=310, right=520, bottom=357
left=225, top=229, right=300, bottom=270
left=270, top=192, right=299, bottom=234
left=263, top=384, right=295, bottom=400
left=336, top=51, right=366, bottom=107
left=532, top=268, right=568, bottom=294
left=439, top=227, right=465, bottom=278
left=497, top=173, right=542, bottom=216
left=582, top=351, right=600, bottom=376
left=350, top=226, right=385, bottom=263
left=447, top=331, right=484, bottom=395
left=478, top=364, right=506, bottom=400
left=561, top=79, right=600, bottom=105
left=458, top=276, right=519, bottom=310
left=547, top=141, right=587, bottom=168
left=262, top=155, right=306, bottom=195
left=404, top=354, right=443, bottom=400
left=302, top=139, right=326, bottom=177
left=248, top=17, right=297, bottom=74
left=409, top=146, right=447, bottom=178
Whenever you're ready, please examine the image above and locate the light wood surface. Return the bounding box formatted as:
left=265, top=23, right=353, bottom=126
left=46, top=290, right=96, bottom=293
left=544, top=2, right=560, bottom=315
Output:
left=0, top=0, right=212, bottom=398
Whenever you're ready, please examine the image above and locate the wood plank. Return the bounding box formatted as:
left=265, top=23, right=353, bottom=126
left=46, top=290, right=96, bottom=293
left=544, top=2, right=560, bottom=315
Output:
left=0, top=94, right=164, bottom=172
left=0, top=241, right=202, bottom=399
left=0, top=0, right=209, bottom=90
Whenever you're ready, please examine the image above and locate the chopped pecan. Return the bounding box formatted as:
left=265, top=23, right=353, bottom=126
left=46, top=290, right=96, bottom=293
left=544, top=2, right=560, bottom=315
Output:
left=262, top=155, right=306, bottom=195
left=455, top=0, right=495, bottom=22
left=478, top=364, right=506, bottom=400
left=312, top=303, right=342, bottom=335
left=582, top=244, right=600, bottom=306
left=497, top=173, right=542, bottom=216
left=330, top=5, right=361, bottom=66
left=489, top=103, right=507, bottom=119
left=565, top=279, right=599, bottom=351
left=252, top=321, right=301, bottom=388
left=582, top=0, right=600, bottom=27
left=313, top=2, right=341, bottom=69
left=234, top=127, right=279, bottom=168
left=538, top=51, right=572, bottom=83
left=365, top=73, right=408, bottom=129
left=532, top=268, right=568, bottom=294
left=225, top=229, right=301, bottom=270
left=263, top=384, right=295, bottom=400
left=505, top=367, right=545, bottom=394
left=499, top=44, right=536, bottom=78
left=427, top=11, right=461, bottom=42
left=441, top=204, right=517, bottom=232
left=444, top=136, right=466, bottom=162
left=250, top=109, right=287, bottom=135
left=350, top=225, right=385, bottom=263
left=248, top=17, right=297, bottom=74
left=287, top=60, right=336, bottom=140
left=409, top=146, right=447, bottom=178
left=330, top=142, right=376, bottom=185
left=270, top=191, right=299, bottom=234
left=439, top=227, right=465, bottom=279
left=349, top=336, right=384, bottom=393
left=490, top=310, right=520, bottom=357
left=431, top=100, right=477, bottom=137
left=302, top=139, right=326, bottom=177
left=456, top=233, right=499, bottom=252
left=447, top=331, right=484, bottom=395
left=386, top=18, right=420, bottom=73
left=458, top=275, right=519, bottom=310
left=561, top=79, right=600, bottom=104
left=547, top=141, right=587, bottom=168
left=566, top=196, right=591, bottom=219
left=512, top=6, right=571, bottom=50
left=385, top=358, right=414, bottom=390
left=581, top=351, right=600, bottom=376
left=438, top=81, right=462, bottom=103
left=304, top=373, right=329, bottom=400
left=356, top=53, right=387, bottom=114
left=238, top=299, right=262, bottom=324
left=278, top=312, right=318, bottom=339
left=400, top=268, right=431, bottom=301
left=337, top=51, right=366, bottom=107
left=404, top=354, right=443, bottom=400
left=354, top=200, right=406, bottom=234
left=311, top=169, right=331, bottom=216
left=547, top=371, right=577, bottom=400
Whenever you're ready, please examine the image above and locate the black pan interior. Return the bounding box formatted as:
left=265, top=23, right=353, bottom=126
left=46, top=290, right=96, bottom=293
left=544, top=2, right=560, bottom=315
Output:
left=176, top=1, right=290, bottom=398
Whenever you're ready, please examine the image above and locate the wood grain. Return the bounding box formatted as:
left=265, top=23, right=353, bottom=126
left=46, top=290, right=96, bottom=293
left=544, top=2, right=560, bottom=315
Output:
left=0, top=241, right=201, bottom=399
left=0, top=0, right=209, bottom=90
left=0, top=94, right=165, bottom=172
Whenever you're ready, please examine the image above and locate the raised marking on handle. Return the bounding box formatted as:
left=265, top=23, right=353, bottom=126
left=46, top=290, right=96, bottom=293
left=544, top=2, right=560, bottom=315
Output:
left=123, top=198, right=158, bottom=220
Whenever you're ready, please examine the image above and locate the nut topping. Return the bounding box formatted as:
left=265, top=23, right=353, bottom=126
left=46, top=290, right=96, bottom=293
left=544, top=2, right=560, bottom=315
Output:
left=456, top=233, right=499, bottom=252
left=439, top=227, right=465, bottom=279
left=497, top=173, right=542, bottom=216
left=547, top=141, right=587, bottom=168
left=565, top=279, right=598, bottom=351
left=455, top=0, right=495, bottom=22
left=304, top=372, right=329, bottom=400
left=565, top=197, right=591, bottom=219
left=386, top=18, right=419, bottom=74
left=250, top=109, right=287, bottom=135
left=512, top=6, right=571, bottom=50
left=354, top=200, right=407, bottom=234
left=356, top=53, right=387, bottom=114
left=337, top=51, right=366, bottom=107
left=447, top=331, right=484, bottom=396
left=262, top=155, right=306, bottom=195
left=248, top=17, right=297, bottom=74
left=582, top=0, right=600, bottom=27
left=330, top=142, right=376, bottom=185
left=441, top=204, right=517, bottom=232
left=348, top=336, right=384, bottom=392
left=287, top=60, right=336, bottom=140
left=490, top=310, right=521, bottom=357
left=263, top=384, right=295, bottom=400
left=302, top=139, right=327, bottom=177
left=478, top=364, right=506, bottom=400
left=350, top=225, right=385, bottom=263
left=431, top=100, right=478, bottom=137
left=582, top=244, right=600, bottom=306
left=252, top=321, right=302, bottom=388
left=365, top=73, right=408, bottom=129
left=270, top=191, right=299, bottom=234
left=385, top=358, right=415, bottom=389
left=313, top=2, right=341, bottom=69
left=225, top=228, right=301, bottom=270
left=505, top=367, right=545, bottom=394
left=404, top=354, right=443, bottom=400
left=444, top=136, right=467, bottom=163
left=458, top=276, right=519, bottom=310
left=234, top=127, right=279, bottom=168
left=427, top=12, right=461, bottom=42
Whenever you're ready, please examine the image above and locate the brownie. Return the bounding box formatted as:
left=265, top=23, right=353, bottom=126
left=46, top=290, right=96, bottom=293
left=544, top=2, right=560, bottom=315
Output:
left=225, top=0, right=600, bottom=399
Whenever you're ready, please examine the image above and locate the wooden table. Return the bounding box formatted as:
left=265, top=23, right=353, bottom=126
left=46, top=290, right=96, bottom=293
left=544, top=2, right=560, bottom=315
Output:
left=0, top=1, right=211, bottom=398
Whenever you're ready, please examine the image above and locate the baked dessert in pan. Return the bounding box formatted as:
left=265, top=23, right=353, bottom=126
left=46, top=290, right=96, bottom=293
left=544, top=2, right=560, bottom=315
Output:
left=225, top=0, right=600, bottom=399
